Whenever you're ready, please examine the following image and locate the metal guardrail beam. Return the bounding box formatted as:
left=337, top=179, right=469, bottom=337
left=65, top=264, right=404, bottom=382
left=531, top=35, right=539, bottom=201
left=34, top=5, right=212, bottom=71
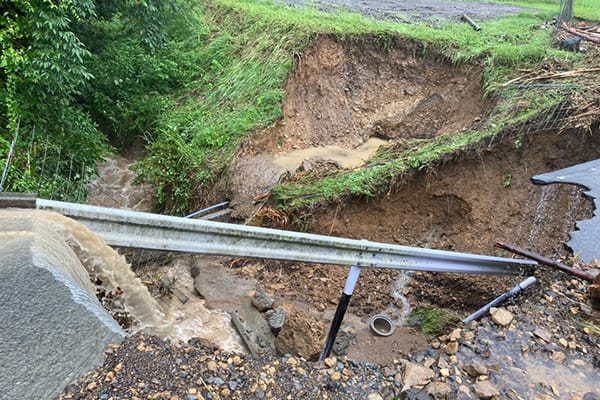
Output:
left=34, top=198, right=536, bottom=275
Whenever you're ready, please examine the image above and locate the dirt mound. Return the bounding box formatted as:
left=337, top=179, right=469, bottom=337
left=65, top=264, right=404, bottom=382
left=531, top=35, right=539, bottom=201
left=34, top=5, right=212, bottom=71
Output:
left=275, top=309, right=326, bottom=361
left=229, top=36, right=485, bottom=217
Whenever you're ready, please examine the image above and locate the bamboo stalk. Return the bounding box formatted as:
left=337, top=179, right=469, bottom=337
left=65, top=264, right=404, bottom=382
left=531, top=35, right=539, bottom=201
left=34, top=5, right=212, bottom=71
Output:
left=562, top=22, right=600, bottom=44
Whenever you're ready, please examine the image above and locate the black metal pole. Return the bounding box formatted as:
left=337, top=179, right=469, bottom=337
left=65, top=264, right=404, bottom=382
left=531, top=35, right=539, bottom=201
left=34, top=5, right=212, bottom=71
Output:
left=319, top=266, right=361, bottom=361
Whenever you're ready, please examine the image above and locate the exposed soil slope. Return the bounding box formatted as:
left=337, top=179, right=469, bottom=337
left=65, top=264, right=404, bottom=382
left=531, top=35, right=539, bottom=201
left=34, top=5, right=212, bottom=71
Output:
left=230, top=35, right=485, bottom=217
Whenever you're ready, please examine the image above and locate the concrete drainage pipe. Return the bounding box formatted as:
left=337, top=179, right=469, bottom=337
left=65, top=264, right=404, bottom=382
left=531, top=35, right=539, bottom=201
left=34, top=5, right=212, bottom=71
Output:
left=369, top=314, right=395, bottom=337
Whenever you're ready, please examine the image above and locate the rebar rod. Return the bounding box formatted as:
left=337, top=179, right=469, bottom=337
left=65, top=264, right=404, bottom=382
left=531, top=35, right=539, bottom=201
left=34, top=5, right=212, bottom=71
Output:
left=496, top=242, right=594, bottom=282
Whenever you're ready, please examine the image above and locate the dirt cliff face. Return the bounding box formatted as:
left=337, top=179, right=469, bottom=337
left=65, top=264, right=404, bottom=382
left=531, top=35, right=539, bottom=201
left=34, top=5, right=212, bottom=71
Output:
left=228, top=35, right=487, bottom=217
left=307, top=128, right=599, bottom=312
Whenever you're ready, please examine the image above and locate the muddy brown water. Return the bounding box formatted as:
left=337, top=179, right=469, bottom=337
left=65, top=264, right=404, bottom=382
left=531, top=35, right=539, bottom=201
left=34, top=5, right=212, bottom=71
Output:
left=86, top=157, right=245, bottom=352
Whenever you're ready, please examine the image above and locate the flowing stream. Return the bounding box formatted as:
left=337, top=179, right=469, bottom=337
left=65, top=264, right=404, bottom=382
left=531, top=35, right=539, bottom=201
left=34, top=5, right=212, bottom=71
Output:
left=84, top=156, right=243, bottom=350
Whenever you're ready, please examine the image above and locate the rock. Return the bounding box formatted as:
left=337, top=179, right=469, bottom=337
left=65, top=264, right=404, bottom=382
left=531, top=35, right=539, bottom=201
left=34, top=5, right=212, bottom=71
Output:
left=473, top=380, right=500, bottom=399
left=285, top=357, right=298, bottom=366
left=207, top=361, right=218, bottom=372
left=252, top=286, right=274, bottom=312
left=323, top=357, right=337, bottom=369
left=265, top=308, right=287, bottom=335
left=404, top=87, right=417, bottom=96
left=367, top=393, right=384, bottom=400
left=426, top=381, right=452, bottom=399
left=437, top=356, right=450, bottom=369
left=532, top=327, right=552, bottom=342
left=449, top=328, right=462, bottom=341
left=446, top=341, right=459, bottom=355
left=402, top=361, right=434, bottom=392
left=463, top=363, right=488, bottom=377
left=490, top=307, right=513, bottom=327
left=332, top=325, right=356, bottom=355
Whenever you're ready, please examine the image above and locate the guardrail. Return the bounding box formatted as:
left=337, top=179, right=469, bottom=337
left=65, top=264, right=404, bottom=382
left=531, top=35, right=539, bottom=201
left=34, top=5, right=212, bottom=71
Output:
left=33, top=198, right=535, bottom=275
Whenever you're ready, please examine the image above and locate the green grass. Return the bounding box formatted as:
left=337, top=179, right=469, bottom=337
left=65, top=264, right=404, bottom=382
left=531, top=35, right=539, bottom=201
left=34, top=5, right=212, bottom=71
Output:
left=138, top=0, right=598, bottom=215
left=407, top=308, right=460, bottom=335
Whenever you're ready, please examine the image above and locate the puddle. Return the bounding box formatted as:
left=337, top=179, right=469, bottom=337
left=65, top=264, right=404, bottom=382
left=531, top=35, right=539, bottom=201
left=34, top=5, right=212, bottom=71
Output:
left=273, top=137, right=388, bottom=172
left=472, top=325, right=600, bottom=398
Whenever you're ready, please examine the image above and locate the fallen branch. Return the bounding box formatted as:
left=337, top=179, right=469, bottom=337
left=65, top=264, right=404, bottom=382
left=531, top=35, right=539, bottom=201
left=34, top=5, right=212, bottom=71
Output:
left=520, top=67, right=600, bottom=84
left=571, top=108, right=600, bottom=120
left=495, top=242, right=595, bottom=282
left=562, top=22, right=600, bottom=44
left=501, top=71, right=539, bottom=87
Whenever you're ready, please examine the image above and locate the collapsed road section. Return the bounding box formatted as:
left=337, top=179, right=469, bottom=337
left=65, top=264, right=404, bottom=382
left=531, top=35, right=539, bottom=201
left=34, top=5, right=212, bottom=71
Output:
left=2, top=192, right=537, bottom=359
left=532, top=158, right=600, bottom=263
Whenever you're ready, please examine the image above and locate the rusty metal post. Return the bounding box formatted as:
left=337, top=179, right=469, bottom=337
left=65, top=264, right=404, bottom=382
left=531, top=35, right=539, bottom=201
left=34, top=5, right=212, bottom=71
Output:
left=496, top=242, right=595, bottom=282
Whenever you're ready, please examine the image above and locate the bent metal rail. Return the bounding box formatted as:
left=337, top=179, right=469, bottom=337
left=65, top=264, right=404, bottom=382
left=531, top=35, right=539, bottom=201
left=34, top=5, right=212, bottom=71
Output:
left=28, top=198, right=537, bottom=275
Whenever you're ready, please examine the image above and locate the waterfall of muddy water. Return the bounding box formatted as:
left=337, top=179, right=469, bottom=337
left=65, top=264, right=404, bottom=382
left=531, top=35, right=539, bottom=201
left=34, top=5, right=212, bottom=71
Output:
left=387, top=271, right=412, bottom=324
left=87, top=156, right=243, bottom=352
left=273, top=137, right=388, bottom=172
left=5, top=209, right=169, bottom=335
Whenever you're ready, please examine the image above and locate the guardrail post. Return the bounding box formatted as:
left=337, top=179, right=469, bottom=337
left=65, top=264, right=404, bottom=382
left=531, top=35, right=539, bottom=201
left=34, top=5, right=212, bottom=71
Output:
left=319, top=265, right=361, bottom=361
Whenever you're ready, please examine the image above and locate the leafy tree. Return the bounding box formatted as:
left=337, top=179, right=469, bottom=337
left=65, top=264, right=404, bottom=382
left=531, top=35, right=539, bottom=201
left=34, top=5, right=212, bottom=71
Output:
left=0, top=0, right=107, bottom=198
left=0, top=0, right=192, bottom=199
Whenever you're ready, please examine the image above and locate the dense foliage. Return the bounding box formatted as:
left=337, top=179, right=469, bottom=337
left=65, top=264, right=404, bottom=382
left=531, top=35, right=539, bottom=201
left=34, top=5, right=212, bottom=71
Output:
left=0, top=0, right=196, bottom=200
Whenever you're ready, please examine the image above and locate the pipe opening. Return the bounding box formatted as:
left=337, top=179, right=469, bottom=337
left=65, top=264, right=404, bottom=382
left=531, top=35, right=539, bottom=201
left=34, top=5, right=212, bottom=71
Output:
left=369, top=314, right=395, bottom=337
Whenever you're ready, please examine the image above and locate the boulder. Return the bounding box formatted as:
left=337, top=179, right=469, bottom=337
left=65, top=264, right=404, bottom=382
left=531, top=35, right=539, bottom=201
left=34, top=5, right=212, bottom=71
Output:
left=402, top=361, right=434, bottom=392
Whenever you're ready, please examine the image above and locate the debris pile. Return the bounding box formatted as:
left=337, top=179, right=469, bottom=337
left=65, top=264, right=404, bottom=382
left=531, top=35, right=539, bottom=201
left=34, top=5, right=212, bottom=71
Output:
left=560, top=21, right=600, bottom=48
